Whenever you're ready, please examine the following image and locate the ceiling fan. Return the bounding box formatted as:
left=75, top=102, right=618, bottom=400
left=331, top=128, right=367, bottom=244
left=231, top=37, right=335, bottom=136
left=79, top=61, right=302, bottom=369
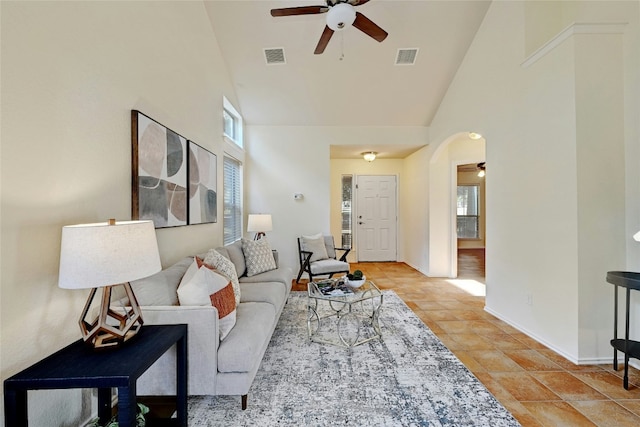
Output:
left=270, top=0, right=388, bottom=54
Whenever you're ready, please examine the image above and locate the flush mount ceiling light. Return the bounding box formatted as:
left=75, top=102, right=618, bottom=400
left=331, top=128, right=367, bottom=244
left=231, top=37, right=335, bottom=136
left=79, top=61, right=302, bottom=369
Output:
left=326, top=3, right=356, bottom=31
left=469, top=132, right=483, bottom=140
left=362, top=151, right=377, bottom=162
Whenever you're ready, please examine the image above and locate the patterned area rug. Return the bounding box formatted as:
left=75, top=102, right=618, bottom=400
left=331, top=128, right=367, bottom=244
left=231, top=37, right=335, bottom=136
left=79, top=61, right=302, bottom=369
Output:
left=188, top=291, right=521, bottom=426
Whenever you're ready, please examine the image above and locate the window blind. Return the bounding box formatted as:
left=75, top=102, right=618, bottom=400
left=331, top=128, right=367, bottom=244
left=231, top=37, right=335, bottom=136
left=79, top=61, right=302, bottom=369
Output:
left=223, top=156, right=242, bottom=244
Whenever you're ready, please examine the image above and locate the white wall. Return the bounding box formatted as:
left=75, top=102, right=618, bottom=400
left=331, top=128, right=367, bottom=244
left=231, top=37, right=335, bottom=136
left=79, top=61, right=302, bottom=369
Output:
left=1, top=2, right=239, bottom=425
left=424, top=1, right=639, bottom=363
left=244, top=125, right=428, bottom=274
left=401, top=146, right=431, bottom=275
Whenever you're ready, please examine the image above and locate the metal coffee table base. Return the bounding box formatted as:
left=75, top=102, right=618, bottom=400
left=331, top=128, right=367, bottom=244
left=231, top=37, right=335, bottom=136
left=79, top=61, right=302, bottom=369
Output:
left=307, top=295, right=383, bottom=347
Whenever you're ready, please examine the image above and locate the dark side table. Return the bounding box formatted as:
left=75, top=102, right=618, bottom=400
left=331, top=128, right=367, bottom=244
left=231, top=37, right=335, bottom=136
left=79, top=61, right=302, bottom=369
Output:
left=4, top=324, right=187, bottom=427
left=606, top=271, right=640, bottom=389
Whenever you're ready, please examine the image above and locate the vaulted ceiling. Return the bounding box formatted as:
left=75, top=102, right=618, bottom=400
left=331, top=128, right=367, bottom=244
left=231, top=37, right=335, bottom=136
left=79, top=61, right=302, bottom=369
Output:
left=204, top=0, right=491, bottom=156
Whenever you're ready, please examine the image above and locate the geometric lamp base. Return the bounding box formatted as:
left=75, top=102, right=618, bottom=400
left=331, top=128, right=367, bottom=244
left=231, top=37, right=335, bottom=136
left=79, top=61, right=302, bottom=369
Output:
left=79, top=282, right=144, bottom=350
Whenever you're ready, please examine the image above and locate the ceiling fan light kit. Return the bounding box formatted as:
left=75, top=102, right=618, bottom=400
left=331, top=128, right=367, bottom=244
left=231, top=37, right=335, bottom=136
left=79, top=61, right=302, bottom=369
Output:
left=477, top=162, right=486, bottom=177
left=327, top=3, right=356, bottom=31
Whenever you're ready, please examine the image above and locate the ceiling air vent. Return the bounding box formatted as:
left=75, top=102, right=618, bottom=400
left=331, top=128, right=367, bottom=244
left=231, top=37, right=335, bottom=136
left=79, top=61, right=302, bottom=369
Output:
left=264, top=48, right=286, bottom=65
left=395, top=48, right=419, bottom=65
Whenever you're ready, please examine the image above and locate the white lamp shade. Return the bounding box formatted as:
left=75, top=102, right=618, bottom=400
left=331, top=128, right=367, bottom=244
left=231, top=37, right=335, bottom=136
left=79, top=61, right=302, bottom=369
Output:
left=247, top=214, right=273, bottom=233
left=58, top=220, right=161, bottom=290
left=327, top=3, right=356, bottom=31
left=634, top=230, right=640, bottom=242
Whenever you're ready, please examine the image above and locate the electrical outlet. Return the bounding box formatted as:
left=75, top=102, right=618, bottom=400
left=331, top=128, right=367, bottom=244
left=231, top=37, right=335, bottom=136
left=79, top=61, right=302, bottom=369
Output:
left=526, top=293, right=533, bottom=306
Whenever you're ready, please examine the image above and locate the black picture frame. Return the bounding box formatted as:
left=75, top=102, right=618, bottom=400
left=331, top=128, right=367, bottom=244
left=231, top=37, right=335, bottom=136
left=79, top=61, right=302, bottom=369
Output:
left=131, top=110, right=188, bottom=228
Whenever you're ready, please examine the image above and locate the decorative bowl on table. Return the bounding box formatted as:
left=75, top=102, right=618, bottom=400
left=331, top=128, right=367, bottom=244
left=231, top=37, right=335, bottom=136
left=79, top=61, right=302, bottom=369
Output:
left=344, top=276, right=366, bottom=288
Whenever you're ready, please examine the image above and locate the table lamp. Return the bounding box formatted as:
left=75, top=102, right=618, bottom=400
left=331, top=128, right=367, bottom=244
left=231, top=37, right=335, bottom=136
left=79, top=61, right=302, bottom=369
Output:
left=58, top=219, right=161, bottom=349
left=247, top=214, right=272, bottom=240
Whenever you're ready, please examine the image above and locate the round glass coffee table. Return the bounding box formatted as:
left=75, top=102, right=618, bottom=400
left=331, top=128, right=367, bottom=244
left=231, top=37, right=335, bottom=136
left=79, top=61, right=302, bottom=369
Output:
left=307, top=278, right=383, bottom=347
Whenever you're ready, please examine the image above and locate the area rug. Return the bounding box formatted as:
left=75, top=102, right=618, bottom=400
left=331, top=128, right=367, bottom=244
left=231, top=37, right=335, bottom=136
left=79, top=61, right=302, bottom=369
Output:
left=188, top=291, right=521, bottom=426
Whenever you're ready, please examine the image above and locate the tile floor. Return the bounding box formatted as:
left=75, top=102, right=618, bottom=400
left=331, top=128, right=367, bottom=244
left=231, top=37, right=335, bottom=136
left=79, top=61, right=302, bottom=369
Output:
left=293, top=254, right=640, bottom=427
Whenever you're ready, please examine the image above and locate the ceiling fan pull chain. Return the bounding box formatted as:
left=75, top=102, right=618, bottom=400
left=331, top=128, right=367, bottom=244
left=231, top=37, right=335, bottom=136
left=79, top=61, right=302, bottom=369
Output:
left=340, top=31, right=345, bottom=61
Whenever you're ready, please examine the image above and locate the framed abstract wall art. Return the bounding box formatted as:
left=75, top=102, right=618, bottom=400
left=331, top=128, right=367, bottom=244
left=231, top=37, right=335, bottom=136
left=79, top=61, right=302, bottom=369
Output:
left=131, top=110, right=188, bottom=228
left=188, top=141, right=217, bottom=225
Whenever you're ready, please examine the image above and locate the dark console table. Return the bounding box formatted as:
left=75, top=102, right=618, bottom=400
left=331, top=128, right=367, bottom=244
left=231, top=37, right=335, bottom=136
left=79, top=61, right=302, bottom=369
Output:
left=4, top=324, right=187, bottom=427
left=606, top=271, right=640, bottom=389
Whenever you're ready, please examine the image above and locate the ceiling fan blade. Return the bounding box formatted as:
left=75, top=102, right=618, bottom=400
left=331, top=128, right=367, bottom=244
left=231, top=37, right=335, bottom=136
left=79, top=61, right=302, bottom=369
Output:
left=351, top=0, right=371, bottom=6
left=314, top=25, right=334, bottom=54
left=352, top=12, right=388, bottom=42
left=270, top=6, right=328, bottom=17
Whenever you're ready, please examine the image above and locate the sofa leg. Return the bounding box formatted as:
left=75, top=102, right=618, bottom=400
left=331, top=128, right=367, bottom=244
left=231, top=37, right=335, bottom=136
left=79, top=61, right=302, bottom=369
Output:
left=242, top=394, right=248, bottom=410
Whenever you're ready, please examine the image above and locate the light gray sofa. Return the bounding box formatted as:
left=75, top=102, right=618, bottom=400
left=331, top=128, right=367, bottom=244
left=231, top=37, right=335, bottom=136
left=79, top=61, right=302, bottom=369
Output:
left=122, top=240, right=293, bottom=409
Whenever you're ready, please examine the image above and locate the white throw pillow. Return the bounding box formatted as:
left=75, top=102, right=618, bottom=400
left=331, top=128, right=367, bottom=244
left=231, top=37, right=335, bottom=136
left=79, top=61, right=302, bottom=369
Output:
left=203, top=249, right=241, bottom=307
left=302, top=234, right=328, bottom=262
left=241, top=238, right=277, bottom=277
left=177, top=258, right=237, bottom=340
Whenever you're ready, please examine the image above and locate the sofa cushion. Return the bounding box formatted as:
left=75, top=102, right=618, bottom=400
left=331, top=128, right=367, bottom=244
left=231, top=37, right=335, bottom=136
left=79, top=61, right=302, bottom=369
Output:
left=177, top=258, right=236, bottom=340
left=123, top=256, right=192, bottom=306
left=323, top=235, right=337, bottom=259
left=310, top=258, right=349, bottom=275
left=242, top=238, right=276, bottom=277
left=204, top=249, right=241, bottom=307
left=301, top=233, right=328, bottom=262
left=217, top=240, right=246, bottom=278
left=217, top=302, right=275, bottom=373
left=239, top=282, right=287, bottom=313
left=238, top=267, right=292, bottom=288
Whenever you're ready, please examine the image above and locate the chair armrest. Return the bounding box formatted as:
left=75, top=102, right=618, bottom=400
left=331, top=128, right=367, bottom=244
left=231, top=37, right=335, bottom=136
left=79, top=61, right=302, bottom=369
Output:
left=335, top=247, right=351, bottom=262
left=301, top=250, right=313, bottom=264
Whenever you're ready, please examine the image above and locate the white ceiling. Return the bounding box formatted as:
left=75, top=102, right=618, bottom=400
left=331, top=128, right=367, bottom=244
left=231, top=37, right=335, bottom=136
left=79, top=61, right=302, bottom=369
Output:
left=204, top=0, right=491, bottom=157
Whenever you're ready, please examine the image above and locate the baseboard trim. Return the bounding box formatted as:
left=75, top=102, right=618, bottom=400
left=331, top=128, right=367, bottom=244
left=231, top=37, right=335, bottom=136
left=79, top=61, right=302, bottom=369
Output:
left=484, top=306, right=579, bottom=362
left=404, top=261, right=431, bottom=278
left=484, top=306, right=640, bottom=370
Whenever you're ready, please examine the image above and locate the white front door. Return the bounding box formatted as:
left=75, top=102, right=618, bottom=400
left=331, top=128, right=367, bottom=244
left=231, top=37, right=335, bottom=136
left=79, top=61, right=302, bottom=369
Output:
left=356, top=175, right=397, bottom=261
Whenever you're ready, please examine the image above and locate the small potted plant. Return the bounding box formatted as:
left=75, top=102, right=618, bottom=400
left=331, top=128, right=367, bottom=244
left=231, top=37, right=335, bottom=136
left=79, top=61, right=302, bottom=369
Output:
left=345, top=270, right=366, bottom=288
left=89, top=403, right=149, bottom=427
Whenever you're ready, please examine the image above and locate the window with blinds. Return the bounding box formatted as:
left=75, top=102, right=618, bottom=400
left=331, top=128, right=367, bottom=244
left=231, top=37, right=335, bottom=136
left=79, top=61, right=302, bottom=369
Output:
left=457, top=185, right=480, bottom=239
left=223, top=156, right=242, bottom=244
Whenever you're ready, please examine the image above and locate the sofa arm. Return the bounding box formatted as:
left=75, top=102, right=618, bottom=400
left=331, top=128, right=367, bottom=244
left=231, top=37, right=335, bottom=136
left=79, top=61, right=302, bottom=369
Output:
left=136, top=305, right=220, bottom=396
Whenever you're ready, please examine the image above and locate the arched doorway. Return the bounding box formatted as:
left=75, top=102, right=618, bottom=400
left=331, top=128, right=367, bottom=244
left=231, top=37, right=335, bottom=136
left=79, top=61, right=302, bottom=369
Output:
left=428, top=132, right=485, bottom=278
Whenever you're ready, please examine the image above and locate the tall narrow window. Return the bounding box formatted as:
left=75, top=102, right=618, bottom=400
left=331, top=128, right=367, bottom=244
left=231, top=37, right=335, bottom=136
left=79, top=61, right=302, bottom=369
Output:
left=223, top=97, right=243, bottom=148
left=223, top=109, right=235, bottom=141
left=223, top=156, right=242, bottom=244
left=457, top=185, right=480, bottom=239
left=341, top=175, right=353, bottom=248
